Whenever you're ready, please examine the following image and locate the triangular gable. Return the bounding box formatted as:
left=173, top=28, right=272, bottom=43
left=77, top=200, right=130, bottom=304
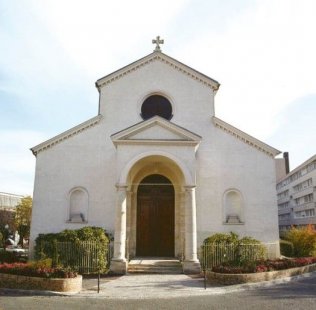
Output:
left=31, top=115, right=102, bottom=156
left=95, top=52, right=220, bottom=92
left=111, top=116, right=201, bottom=147
left=212, top=116, right=281, bottom=157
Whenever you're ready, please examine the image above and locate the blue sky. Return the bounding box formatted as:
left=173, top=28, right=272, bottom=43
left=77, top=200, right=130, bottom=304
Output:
left=1, top=0, right=315, bottom=195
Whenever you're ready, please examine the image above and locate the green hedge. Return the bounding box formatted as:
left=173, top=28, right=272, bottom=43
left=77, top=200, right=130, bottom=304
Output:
left=202, top=232, right=266, bottom=269
left=34, top=227, right=110, bottom=273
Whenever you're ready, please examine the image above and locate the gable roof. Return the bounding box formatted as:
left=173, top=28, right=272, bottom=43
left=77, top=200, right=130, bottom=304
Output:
left=111, top=116, right=202, bottom=147
left=212, top=116, right=281, bottom=158
left=31, top=115, right=102, bottom=156
left=95, top=51, right=220, bottom=92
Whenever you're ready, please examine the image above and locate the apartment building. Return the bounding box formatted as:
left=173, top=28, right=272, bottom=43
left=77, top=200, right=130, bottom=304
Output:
left=276, top=155, right=316, bottom=233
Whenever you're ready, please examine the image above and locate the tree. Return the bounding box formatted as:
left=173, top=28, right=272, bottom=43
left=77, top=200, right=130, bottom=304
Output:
left=14, top=196, right=32, bottom=244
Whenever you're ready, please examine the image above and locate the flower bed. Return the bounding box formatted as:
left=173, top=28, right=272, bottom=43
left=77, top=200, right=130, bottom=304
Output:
left=0, top=262, right=81, bottom=292
left=208, top=257, right=316, bottom=285
left=212, top=257, right=316, bottom=274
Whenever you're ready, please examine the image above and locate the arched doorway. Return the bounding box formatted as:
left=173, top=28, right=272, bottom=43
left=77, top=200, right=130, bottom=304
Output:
left=136, top=174, right=175, bottom=257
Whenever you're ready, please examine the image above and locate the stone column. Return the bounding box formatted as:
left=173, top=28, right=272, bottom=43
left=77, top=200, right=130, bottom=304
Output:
left=183, top=185, right=201, bottom=274
left=110, top=184, right=128, bottom=274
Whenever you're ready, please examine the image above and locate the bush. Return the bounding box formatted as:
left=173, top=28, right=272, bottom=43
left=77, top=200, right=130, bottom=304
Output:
left=203, top=232, right=239, bottom=244
left=285, top=225, right=316, bottom=257
left=0, top=250, right=20, bottom=263
left=280, top=240, right=294, bottom=257
left=34, top=227, right=110, bottom=273
left=202, top=232, right=266, bottom=269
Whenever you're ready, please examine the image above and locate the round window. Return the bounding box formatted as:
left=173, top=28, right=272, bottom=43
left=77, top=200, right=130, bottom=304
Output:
left=141, top=95, right=173, bottom=120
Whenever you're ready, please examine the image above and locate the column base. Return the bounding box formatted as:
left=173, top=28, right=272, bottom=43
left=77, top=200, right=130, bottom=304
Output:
left=110, top=259, right=127, bottom=275
left=182, top=260, right=201, bottom=274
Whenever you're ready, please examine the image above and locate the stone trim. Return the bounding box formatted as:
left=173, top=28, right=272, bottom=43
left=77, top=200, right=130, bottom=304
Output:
left=31, top=115, right=102, bottom=156
left=96, top=52, right=220, bottom=92
left=207, top=263, right=316, bottom=285
left=111, top=115, right=201, bottom=148
left=0, top=273, right=82, bottom=293
left=212, top=117, right=281, bottom=157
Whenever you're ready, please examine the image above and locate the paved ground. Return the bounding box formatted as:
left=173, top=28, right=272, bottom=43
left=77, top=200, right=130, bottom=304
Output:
left=78, top=271, right=316, bottom=299
left=1, top=272, right=315, bottom=309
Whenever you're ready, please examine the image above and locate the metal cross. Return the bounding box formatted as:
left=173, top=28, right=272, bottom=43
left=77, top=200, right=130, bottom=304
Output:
left=152, top=36, right=164, bottom=52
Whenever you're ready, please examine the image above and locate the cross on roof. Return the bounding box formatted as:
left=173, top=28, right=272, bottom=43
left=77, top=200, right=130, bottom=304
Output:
left=152, top=36, right=164, bottom=52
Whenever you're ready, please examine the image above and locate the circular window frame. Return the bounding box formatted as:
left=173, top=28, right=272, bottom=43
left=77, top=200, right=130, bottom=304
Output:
left=140, top=93, right=174, bottom=121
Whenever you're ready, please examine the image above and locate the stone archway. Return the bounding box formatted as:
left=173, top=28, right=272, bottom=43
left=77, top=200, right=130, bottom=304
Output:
left=111, top=152, right=200, bottom=274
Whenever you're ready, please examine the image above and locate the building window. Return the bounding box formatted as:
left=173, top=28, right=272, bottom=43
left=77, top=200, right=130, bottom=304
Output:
left=69, top=188, right=88, bottom=223
left=141, top=95, right=173, bottom=120
left=278, top=213, right=291, bottom=220
left=223, top=189, right=244, bottom=224
left=293, top=178, right=313, bottom=192
left=278, top=202, right=289, bottom=209
left=294, top=193, right=313, bottom=206
left=294, top=209, right=315, bottom=219
left=277, top=190, right=289, bottom=200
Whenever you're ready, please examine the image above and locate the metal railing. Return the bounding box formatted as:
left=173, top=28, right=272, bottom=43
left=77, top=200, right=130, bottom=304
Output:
left=40, top=240, right=112, bottom=274
left=199, top=242, right=278, bottom=271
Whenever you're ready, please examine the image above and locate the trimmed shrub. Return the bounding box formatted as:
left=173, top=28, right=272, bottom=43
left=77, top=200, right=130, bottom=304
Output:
left=285, top=225, right=316, bottom=257
left=34, top=227, right=109, bottom=273
left=202, top=232, right=266, bottom=269
left=204, top=232, right=239, bottom=244
left=280, top=240, right=294, bottom=257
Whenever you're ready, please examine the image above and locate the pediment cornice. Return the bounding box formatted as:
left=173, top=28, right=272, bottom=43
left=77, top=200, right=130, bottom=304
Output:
left=111, top=116, right=201, bottom=148
left=212, top=116, right=281, bottom=157
left=31, top=115, right=102, bottom=156
left=96, top=52, right=220, bottom=92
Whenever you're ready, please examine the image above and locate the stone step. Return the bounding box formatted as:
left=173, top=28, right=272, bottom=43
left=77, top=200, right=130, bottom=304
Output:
left=128, top=258, right=183, bottom=274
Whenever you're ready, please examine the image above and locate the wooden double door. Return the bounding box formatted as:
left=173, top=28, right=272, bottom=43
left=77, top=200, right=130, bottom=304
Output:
left=136, top=174, right=175, bottom=257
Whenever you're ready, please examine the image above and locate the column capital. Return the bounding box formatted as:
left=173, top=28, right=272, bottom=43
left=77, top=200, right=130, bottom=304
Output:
left=184, top=185, right=196, bottom=192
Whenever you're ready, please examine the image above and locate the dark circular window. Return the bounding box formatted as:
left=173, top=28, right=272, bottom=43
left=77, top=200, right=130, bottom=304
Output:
left=141, top=95, right=173, bottom=120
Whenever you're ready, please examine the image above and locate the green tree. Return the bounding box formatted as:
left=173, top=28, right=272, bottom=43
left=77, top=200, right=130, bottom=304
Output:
left=14, top=196, right=32, bottom=244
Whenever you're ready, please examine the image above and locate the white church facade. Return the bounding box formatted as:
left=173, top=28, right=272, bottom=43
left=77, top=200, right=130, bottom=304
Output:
left=30, top=40, right=281, bottom=274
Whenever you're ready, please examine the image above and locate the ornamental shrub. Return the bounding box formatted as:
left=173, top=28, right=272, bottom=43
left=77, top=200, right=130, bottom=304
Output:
left=285, top=225, right=316, bottom=257
left=0, top=250, right=20, bottom=263
left=202, top=232, right=266, bottom=269
left=34, top=227, right=110, bottom=273
left=280, top=240, right=294, bottom=257
left=203, top=232, right=239, bottom=244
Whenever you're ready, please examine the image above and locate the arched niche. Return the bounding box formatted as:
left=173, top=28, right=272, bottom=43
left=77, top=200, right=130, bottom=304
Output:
left=223, top=189, right=244, bottom=224
left=68, top=187, right=89, bottom=223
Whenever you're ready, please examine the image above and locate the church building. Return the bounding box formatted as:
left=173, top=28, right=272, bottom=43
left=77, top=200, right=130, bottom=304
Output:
left=30, top=38, right=281, bottom=274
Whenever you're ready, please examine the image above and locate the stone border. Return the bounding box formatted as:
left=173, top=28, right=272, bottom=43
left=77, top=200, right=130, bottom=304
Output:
left=207, top=263, right=316, bottom=285
left=0, top=273, right=82, bottom=293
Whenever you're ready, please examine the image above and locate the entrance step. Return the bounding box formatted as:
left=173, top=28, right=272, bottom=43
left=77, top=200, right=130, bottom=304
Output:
left=128, top=258, right=183, bottom=274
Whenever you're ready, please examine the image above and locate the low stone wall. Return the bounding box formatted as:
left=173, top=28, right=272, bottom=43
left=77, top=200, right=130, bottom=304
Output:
left=207, top=263, right=316, bottom=285
left=0, top=273, right=82, bottom=293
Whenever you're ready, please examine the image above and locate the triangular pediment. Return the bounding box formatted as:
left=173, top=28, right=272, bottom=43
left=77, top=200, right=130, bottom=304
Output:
left=111, top=116, right=201, bottom=147
left=96, top=51, right=220, bottom=92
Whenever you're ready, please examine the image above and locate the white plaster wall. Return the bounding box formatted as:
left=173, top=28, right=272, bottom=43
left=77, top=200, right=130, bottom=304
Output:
left=30, top=122, right=118, bottom=252
left=195, top=126, right=280, bottom=246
